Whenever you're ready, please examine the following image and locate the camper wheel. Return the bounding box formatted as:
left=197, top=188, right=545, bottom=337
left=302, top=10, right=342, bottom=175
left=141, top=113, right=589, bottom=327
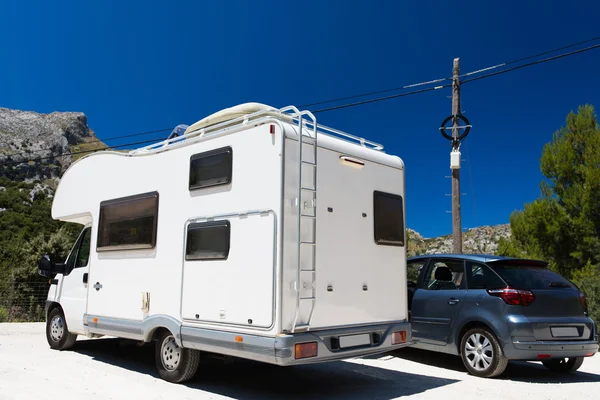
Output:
left=154, top=329, right=200, bottom=383
left=46, top=307, right=77, bottom=350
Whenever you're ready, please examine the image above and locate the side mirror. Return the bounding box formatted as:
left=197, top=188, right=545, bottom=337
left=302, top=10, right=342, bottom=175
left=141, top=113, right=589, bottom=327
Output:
left=38, top=255, right=67, bottom=278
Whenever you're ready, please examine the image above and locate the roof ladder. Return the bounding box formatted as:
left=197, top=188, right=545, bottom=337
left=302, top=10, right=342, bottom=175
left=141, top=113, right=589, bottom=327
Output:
left=291, top=111, right=318, bottom=333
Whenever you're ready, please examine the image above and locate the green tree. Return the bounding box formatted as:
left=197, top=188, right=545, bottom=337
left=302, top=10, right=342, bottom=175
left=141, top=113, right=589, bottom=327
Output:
left=506, top=104, right=600, bottom=322
left=0, top=179, right=78, bottom=321
left=13, top=226, right=74, bottom=281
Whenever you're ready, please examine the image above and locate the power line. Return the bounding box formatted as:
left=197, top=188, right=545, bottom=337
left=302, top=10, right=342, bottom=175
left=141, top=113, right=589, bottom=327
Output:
left=102, top=127, right=173, bottom=142
left=311, top=84, right=452, bottom=114
left=4, top=36, right=600, bottom=164
left=301, top=35, right=600, bottom=110
left=311, top=40, right=600, bottom=114
left=460, top=35, right=600, bottom=78
left=299, top=76, right=449, bottom=108
left=0, top=137, right=164, bottom=167
left=2, top=127, right=172, bottom=159
left=462, top=42, right=600, bottom=84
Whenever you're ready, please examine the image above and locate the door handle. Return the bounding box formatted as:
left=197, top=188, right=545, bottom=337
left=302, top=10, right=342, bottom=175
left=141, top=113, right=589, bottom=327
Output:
left=83, top=273, right=88, bottom=284
left=448, top=298, right=460, bottom=305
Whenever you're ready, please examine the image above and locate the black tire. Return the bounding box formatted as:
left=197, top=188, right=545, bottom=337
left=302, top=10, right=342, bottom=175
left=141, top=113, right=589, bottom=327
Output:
left=460, top=327, right=508, bottom=378
left=542, top=357, right=584, bottom=373
left=46, top=307, right=77, bottom=350
left=154, top=330, right=200, bottom=383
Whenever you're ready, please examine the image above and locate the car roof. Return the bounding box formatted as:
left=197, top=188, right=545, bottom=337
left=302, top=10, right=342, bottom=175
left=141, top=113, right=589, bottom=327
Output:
left=407, top=253, right=548, bottom=265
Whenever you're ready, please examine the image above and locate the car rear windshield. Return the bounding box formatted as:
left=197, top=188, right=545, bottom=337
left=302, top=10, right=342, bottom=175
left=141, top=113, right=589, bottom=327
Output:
left=489, top=263, right=574, bottom=290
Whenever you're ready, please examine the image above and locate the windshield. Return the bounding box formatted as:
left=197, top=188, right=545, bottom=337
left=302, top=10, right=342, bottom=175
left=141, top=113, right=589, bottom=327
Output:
left=488, top=264, right=574, bottom=290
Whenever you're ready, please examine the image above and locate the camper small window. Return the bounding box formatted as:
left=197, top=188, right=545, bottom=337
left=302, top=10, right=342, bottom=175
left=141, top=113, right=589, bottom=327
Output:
left=186, top=221, right=230, bottom=261
left=97, top=191, right=159, bottom=251
left=373, top=191, right=404, bottom=246
left=189, top=147, right=232, bottom=190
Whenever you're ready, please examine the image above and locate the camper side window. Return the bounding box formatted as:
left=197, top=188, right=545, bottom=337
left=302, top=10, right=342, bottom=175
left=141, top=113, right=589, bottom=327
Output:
left=373, top=191, right=405, bottom=247
left=186, top=221, right=230, bottom=261
left=97, top=191, right=159, bottom=251
left=189, top=146, right=232, bottom=190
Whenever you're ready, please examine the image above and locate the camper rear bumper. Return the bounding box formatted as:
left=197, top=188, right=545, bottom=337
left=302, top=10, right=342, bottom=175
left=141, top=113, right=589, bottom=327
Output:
left=273, top=321, right=412, bottom=365
left=180, top=321, right=412, bottom=366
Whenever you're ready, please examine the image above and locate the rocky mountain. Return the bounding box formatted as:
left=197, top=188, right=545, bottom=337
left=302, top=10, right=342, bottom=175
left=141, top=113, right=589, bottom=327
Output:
left=1, top=107, right=108, bottom=321
left=0, top=107, right=104, bottom=185
left=407, top=224, right=511, bottom=257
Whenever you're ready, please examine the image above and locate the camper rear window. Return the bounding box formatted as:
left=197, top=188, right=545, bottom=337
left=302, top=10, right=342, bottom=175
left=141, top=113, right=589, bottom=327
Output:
left=189, top=147, right=232, bottom=190
left=97, top=191, right=159, bottom=251
left=373, top=191, right=405, bottom=246
left=186, top=221, right=230, bottom=261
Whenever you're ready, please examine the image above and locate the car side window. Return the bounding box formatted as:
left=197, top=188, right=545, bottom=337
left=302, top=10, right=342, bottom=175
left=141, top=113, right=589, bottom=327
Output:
left=407, top=260, right=427, bottom=289
left=423, top=260, right=465, bottom=291
left=466, top=262, right=505, bottom=289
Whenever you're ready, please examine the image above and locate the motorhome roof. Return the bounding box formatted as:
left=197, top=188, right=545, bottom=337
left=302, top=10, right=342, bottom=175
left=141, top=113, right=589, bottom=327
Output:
left=128, top=104, right=386, bottom=156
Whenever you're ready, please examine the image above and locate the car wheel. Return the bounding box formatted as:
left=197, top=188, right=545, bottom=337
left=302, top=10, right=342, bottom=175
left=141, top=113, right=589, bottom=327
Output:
left=460, top=327, right=508, bottom=378
left=542, top=357, right=584, bottom=373
left=154, top=330, right=200, bottom=383
left=46, top=307, right=77, bottom=350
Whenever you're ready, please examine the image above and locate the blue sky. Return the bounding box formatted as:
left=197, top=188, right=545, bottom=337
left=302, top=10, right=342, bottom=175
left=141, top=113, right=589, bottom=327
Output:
left=2, top=0, right=600, bottom=238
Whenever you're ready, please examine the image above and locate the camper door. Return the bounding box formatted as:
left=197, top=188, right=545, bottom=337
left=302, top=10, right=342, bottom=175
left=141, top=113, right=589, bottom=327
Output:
left=181, top=212, right=277, bottom=329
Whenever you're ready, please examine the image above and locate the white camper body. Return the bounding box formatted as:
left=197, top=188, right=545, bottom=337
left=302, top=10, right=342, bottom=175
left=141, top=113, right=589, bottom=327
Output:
left=43, top=104, right=411, bottom=381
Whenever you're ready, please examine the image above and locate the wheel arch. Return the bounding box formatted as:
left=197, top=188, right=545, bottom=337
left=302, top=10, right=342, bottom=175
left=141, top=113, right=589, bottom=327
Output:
left=454, top=319, right=502, bottom=355
left=141, top=315, right=183, bottom=347
left=45, top=301, right=63, bottom=320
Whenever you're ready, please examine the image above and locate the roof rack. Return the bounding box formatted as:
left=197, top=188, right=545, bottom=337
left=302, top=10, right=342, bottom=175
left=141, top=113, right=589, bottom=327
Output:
left=128, top=104, right=384, bottom=155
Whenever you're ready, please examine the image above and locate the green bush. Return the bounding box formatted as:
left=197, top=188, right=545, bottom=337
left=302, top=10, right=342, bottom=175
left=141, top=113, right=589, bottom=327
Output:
left=0, top=307, right=8, bottom=322
left=572, top=262, right=600, bottom=325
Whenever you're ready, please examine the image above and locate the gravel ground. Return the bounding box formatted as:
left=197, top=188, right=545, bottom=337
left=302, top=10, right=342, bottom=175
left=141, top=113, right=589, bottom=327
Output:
left=1, top=323, right=599, bottom=400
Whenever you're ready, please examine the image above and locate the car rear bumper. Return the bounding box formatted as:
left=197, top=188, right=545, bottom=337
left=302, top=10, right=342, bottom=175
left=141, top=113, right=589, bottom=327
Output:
left=504, top=339, right=599, bottom=360
left=181, top=321, right=412, bottom=366
left=502, top=314, right=598, bottom=359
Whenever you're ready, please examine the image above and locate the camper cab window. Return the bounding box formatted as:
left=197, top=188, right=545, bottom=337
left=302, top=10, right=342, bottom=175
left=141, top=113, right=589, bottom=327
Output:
left=65, top=227, right=91, bottom=274
left=373, top=191, right=405, bottom=246
left=97, top=191, right=159, bottom=251
left=189, top=146, right=232, bottom=190
left=186, top=221, right=230, bottom=260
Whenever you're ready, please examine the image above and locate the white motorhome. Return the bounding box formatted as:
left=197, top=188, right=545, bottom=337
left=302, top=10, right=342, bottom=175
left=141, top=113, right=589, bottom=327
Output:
left=39, top=103, right=411, bottom=383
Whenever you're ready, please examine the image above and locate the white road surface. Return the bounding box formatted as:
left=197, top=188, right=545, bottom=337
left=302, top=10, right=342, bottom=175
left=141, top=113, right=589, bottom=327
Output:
left=1, top=323, right=599, bottom=400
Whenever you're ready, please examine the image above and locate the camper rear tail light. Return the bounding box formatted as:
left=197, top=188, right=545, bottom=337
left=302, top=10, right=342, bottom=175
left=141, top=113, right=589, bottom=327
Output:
left=392, top=331, right=407, bottom=345
left=294, top=342, right=318, bottom=359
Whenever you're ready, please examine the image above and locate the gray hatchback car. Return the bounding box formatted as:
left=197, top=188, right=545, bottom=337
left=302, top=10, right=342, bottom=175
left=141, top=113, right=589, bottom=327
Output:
left=407, top=254, right=598, bottom=378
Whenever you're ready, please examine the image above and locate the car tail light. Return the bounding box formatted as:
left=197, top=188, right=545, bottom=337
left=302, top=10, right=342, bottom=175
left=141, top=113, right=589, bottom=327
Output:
left=392, top=331, right=407, bottom=345
left=295, top=342, right=317, bottom=359
left=488, top=288, right=535, bottom=306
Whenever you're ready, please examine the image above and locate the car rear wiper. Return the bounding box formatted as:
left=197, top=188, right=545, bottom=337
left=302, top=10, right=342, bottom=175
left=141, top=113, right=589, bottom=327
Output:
left=549, top=282, right=571, bottom=288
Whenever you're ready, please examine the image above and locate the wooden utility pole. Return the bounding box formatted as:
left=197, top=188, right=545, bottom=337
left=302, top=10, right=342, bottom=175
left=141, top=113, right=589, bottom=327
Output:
left=451, top=58, right=462, bottom=253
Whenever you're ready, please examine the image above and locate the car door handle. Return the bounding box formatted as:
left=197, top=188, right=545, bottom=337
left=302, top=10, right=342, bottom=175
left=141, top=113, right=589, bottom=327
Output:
left=83, top=273, right=88, bottom=284
left=448, top=298, right=460, bottom=305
